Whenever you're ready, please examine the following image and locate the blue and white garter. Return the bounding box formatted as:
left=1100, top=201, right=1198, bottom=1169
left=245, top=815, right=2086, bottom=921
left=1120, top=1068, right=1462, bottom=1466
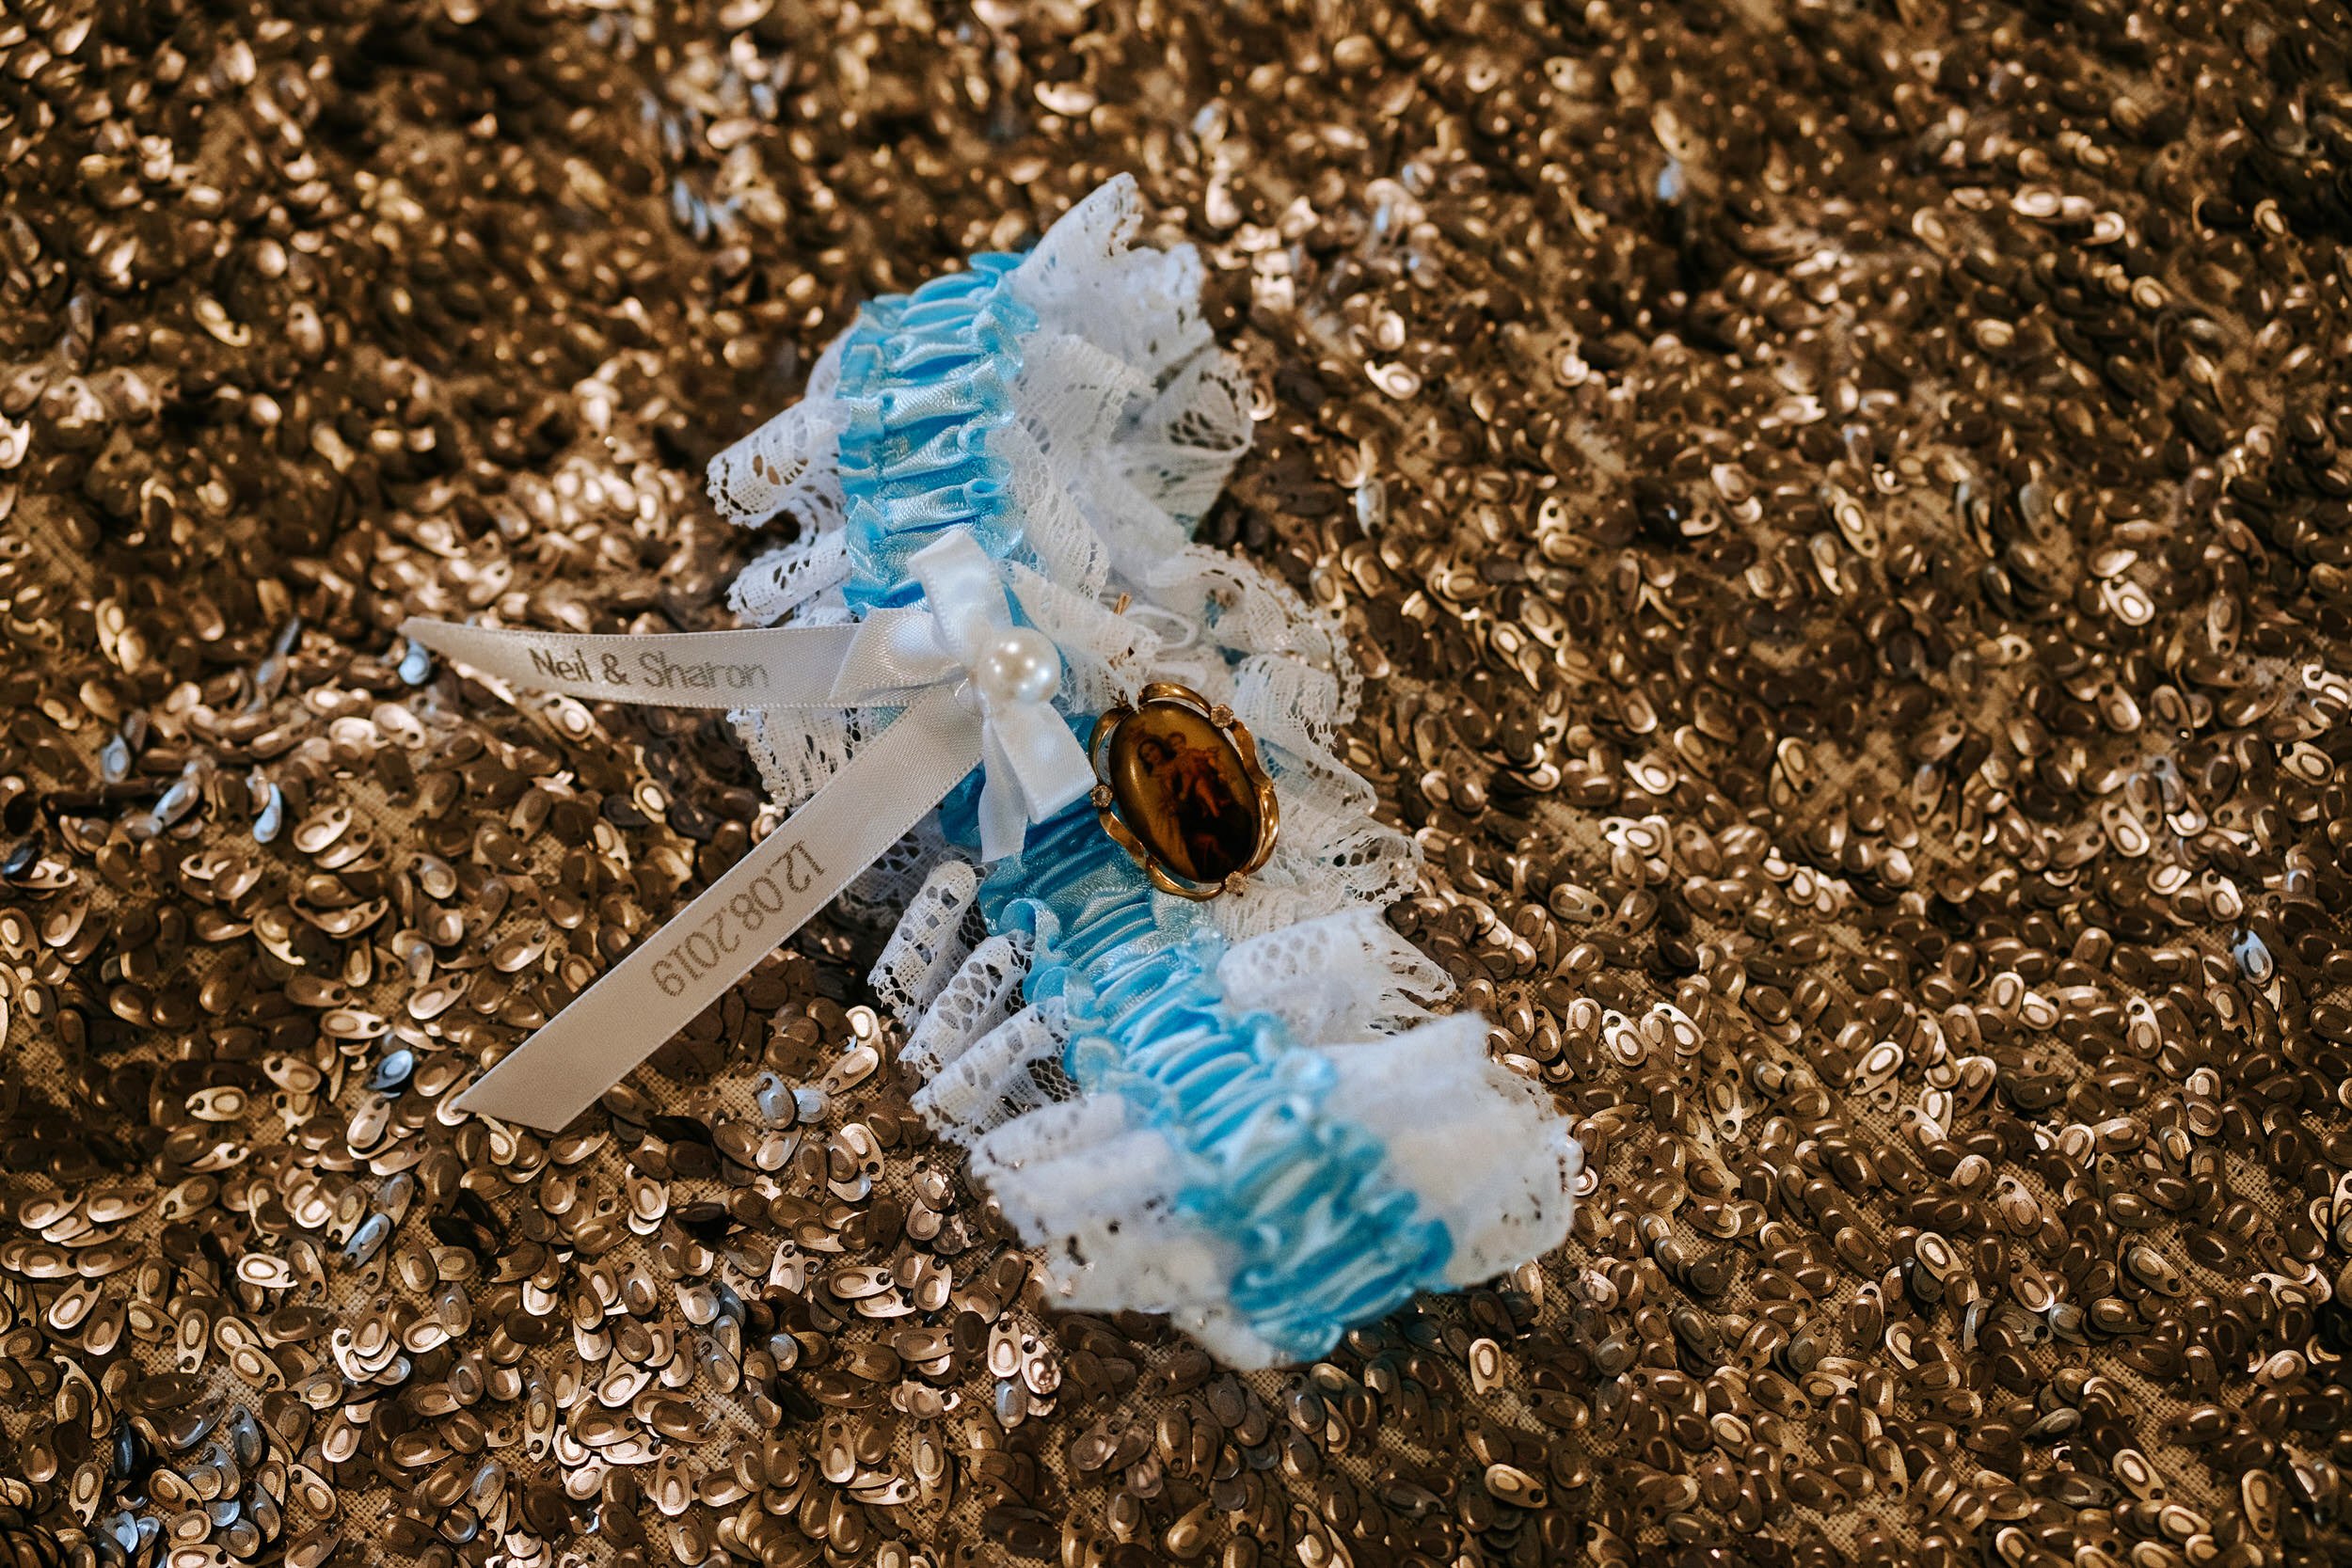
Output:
left=708, top=177, right=1581, bottom=1368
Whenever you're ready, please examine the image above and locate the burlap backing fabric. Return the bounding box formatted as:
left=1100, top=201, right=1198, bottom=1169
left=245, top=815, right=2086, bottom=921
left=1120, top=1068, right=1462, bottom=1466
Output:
left=2, top=2, right=2350, bottom=1567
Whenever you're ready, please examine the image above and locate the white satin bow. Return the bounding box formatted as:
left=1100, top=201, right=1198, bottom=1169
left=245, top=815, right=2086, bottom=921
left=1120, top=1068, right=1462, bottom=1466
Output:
left=395, top=527, right=1115, bottom=1129
left=832, top=531, right=1096, bottom=860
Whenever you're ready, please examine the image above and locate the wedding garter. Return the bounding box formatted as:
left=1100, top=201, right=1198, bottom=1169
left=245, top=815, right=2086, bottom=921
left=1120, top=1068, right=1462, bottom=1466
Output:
left=707, top=176, right=1581, bottom=1368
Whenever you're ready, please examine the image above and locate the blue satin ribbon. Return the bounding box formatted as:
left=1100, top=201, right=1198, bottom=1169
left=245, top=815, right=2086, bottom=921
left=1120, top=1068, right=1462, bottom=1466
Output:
left=834, top=256, right=1454, bottom=1361
left=834, top=256, right=1036, bottom=610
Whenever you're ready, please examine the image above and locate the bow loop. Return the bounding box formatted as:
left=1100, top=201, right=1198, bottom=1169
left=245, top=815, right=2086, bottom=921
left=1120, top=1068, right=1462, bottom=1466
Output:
left=909, top=530, right=1015, bottom=666
left=827, top=609, right=960, bottom=704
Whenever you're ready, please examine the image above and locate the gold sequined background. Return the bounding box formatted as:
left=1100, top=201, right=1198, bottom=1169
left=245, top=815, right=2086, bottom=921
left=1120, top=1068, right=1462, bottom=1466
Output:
left=3, top=1, right=2350, bottom=1566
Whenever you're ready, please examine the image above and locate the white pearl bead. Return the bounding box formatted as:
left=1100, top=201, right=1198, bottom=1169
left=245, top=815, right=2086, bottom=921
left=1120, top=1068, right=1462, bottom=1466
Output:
left=973, top=627, right=1060, bottom=706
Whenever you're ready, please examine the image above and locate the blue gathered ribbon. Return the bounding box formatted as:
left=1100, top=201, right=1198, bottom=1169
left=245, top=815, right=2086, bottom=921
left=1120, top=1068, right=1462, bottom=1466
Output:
left=833, top=257, right=1454, bottom=1361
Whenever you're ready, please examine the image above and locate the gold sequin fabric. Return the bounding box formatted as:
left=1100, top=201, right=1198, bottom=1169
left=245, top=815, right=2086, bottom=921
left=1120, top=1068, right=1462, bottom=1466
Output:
left=2, top=2, right=2350, bottom=1567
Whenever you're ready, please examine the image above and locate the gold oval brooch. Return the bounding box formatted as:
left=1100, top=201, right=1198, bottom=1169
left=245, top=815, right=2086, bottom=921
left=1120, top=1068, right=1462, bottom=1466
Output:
left=1089, top=683, right=1279, bottom=898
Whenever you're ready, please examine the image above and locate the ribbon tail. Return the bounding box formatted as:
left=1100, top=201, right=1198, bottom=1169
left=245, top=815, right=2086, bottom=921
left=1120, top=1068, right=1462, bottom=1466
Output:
left=453, top=685, right=985, bottom=1131
left=989, top=703, right=1097, bottom=822
left=975, top=726, right=1031, bottom=863
left=907, top=531, right=1016, bottom=665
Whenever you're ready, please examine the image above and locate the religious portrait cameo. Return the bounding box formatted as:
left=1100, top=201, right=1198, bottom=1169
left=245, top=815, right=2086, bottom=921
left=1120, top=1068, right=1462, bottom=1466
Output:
left=1089, top=684, right=1279, bottom=897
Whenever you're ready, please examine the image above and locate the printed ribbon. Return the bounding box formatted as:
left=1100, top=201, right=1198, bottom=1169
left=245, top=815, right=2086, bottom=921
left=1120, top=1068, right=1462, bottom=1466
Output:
left=400, top=531, right=1095, bottom=1130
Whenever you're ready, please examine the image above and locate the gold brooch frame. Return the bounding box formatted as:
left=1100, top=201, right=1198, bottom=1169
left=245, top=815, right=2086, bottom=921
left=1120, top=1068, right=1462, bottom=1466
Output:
left=1087, top=681, right=1280, bottom=900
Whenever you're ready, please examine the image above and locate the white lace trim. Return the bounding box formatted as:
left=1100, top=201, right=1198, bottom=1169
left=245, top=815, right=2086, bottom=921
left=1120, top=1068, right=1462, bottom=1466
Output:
left=832, top=819, right=954, bottom=930
left=908, top=998, right=1073, bottom=1136
left=706, top=400, right=851, bottom=531
left=962, top=1100, right=1283, bottom=1363
left=898, top=932, right=1033, bottom=1081
left=728, top=531, right=851, bottom=627
left=1214, top=909, right=1453, bottom=1040
left=1114, top=350, right=1256, bottom=523
left=1315, top=1016, right=1582, bottom=1287
left=866, top=861, right=978, bottom=1024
